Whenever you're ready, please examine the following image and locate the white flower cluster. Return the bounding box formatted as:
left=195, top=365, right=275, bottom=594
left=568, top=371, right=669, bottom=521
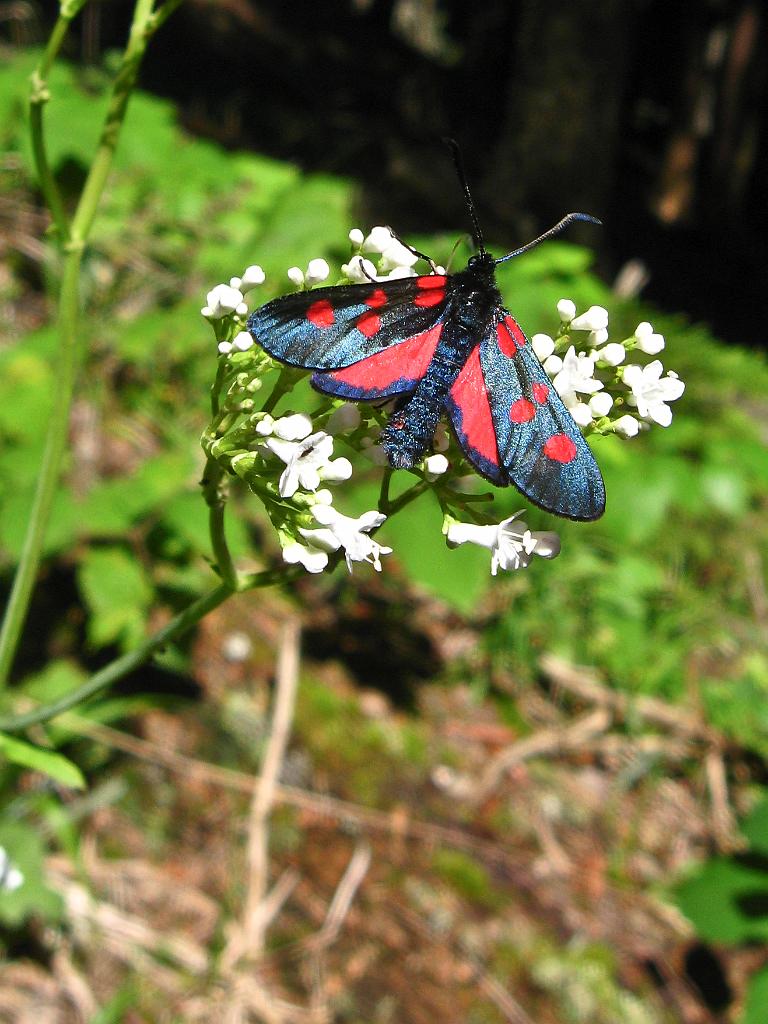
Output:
left=343, top=226, right=444, bottom=283
left=202, top=264, right=267, bottom=355
left=232, top=410, right=392, bottom=575
left=531, top=301, right=685, bottom=437
left=446, top=511, right=560, bottom=575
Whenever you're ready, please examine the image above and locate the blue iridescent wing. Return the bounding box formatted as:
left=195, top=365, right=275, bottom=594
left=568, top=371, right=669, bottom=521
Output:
left=477, top=313, right=605, bottom=520
left=247, top=275, right=453, bottom=399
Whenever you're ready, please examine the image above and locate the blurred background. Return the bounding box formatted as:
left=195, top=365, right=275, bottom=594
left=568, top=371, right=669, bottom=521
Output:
left=1, top=1, right=768, bottom=1022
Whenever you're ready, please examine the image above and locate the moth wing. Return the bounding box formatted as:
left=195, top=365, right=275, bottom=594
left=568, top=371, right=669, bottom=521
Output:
left=247, top=275, right=452, bottom=381
left=479, top=313, right=605, bottom=520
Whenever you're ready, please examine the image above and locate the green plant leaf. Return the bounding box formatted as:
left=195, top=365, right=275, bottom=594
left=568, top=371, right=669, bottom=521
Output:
left=77, top=545, right=154, bottom=650
left=741, top=966, right=768, bottom=1024
left=0, top=820, right=62, bottom=927
left=676, top=857, right=768, bottom=943
left=0, top=733, right=85, bottom=789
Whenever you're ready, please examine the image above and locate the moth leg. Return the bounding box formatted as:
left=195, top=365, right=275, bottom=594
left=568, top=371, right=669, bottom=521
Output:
left=384, top=226, right=438, bottom=274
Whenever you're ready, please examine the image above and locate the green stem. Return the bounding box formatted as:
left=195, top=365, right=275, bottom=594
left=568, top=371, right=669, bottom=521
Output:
left=381, top=480, right=429, bottom=517
left=29, top=13, right=75, bottom=242
left=0, top=246, right=84, bottom=686
left=201, top=457, right=237, bottom=589
left=262, top=367, right=299, bottom=414
left=0, top=0, right=185, bottom=688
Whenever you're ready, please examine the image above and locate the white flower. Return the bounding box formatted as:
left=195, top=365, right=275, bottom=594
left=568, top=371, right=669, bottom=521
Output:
left=272, top=413, right=313, bottom=441
left=239, top=265, right=266, bottom=292
left=309, top=488, right=334, bottom=507
left=254, top=413, right=275, bottom=436
left=363, top=226, right=396, bottom=253
left=532, top=333, right=556, bottom=361
left=613, top=414, right=640, bottom=438
left=622, top=361, right=685, bottom=426
left=634, top=321, right=665, bottom=354
left=378, top=241, right=418, bottom=273
left=326, top=403, right=361, bottom=434
left=0, top=847, right=24, bottom=892
left=265, top=431, right=335, bottom=497
left=342, top=256, right=377, bottom=283
left=589, top=392, right=614, bottom=417
left=318, top=456, right=352, bottom=484
left=446, top=511, right=560, bottom=575
left=218, top=341, right=233, bottom=355
left=570, top=403, right=593, bottom=427
left=543, top=354, right=563, bottom=375
left=282, top=540, right=329, bottom=574
left=570, top=305, right=609, bottom=332
left=305, top=258, right=330, bottom=286
left=349, top=228, right=364, bottom=247
left=202, top=284, right=244, bottom=319
left=595, top=342, right=626, bottom=366
left=232, top=331, right=254, bottom=352
left=552, top=346, right=603, bottom=408
left=381, top=264, right=417, bottom=280
left=588, top=328, right=609, bottom=347
left=308, top=506, right=392, bottom=572
left=424, top=453, right=449, bottom=480
left=557, top=298, right=576, bottom=322
left=287, top=266, right=305, bottom=288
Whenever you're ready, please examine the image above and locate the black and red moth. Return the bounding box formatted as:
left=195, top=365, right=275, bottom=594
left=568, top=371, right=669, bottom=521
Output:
left=246, top=148, right=606, bottom=521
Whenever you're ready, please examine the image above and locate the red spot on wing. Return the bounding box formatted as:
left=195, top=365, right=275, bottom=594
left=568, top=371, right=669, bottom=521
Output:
left=450, top=346, right=498, bottom=465
left=307, top=299, right=334, bottom=328
left=365, top=289, right=387, bottom=308
left=496, top=316, right=527, bottom=356
left=327, top=324, right=442, bottom=390
left=532, top=383, right=550, bottom=403
left=356, top=311, right=382, bottom=337
left=414, top=275, right=447, bottom=308
left=510, top=398, right=536, bottom=423
left=543, top=434, right=577, bottom=463
left=414, top=289, right=445, bottom=307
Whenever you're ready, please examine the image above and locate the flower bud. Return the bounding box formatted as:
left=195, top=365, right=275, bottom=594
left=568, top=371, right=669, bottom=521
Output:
left=305, top=258, right=330, bottom=286
left=240, top=265, right=266, bottom=292
left=326, top=403, right=361, bottom=434
left=570, top=305, right=609, bottom=332
left=596, top=342, right=626, bottom=366
left=287, top=266, right=305, bottom=288
left=589, top=392, right=614, bottom=417
left=202, top=284, right=244, bottom=319
left=613, top=414, right=640, bottom=438
left=232, top=331, right=254, bottom=352
left=557, top=298, right=576, bottom=322
left=349, top=228, right=364, bottom=247
left=531, top=333, right=555, bottom=360
left=424, top=453, right=449, bottom=480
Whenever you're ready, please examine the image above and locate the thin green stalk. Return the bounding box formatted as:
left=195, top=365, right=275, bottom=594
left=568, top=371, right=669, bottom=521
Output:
left=0, top=0, right=185, bottom=688
left=0, top=245, right=84, bottom=686
left=202, top=457, right=237, bottom=589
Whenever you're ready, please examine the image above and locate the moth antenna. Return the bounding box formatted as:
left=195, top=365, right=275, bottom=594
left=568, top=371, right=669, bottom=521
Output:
left=494, top=212, right=602, bottom=265
left=443, top=138, right=485, bottom=254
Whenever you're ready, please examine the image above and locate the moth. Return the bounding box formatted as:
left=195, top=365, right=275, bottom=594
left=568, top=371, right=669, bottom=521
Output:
left=247, top=143, right=605, bottom=520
